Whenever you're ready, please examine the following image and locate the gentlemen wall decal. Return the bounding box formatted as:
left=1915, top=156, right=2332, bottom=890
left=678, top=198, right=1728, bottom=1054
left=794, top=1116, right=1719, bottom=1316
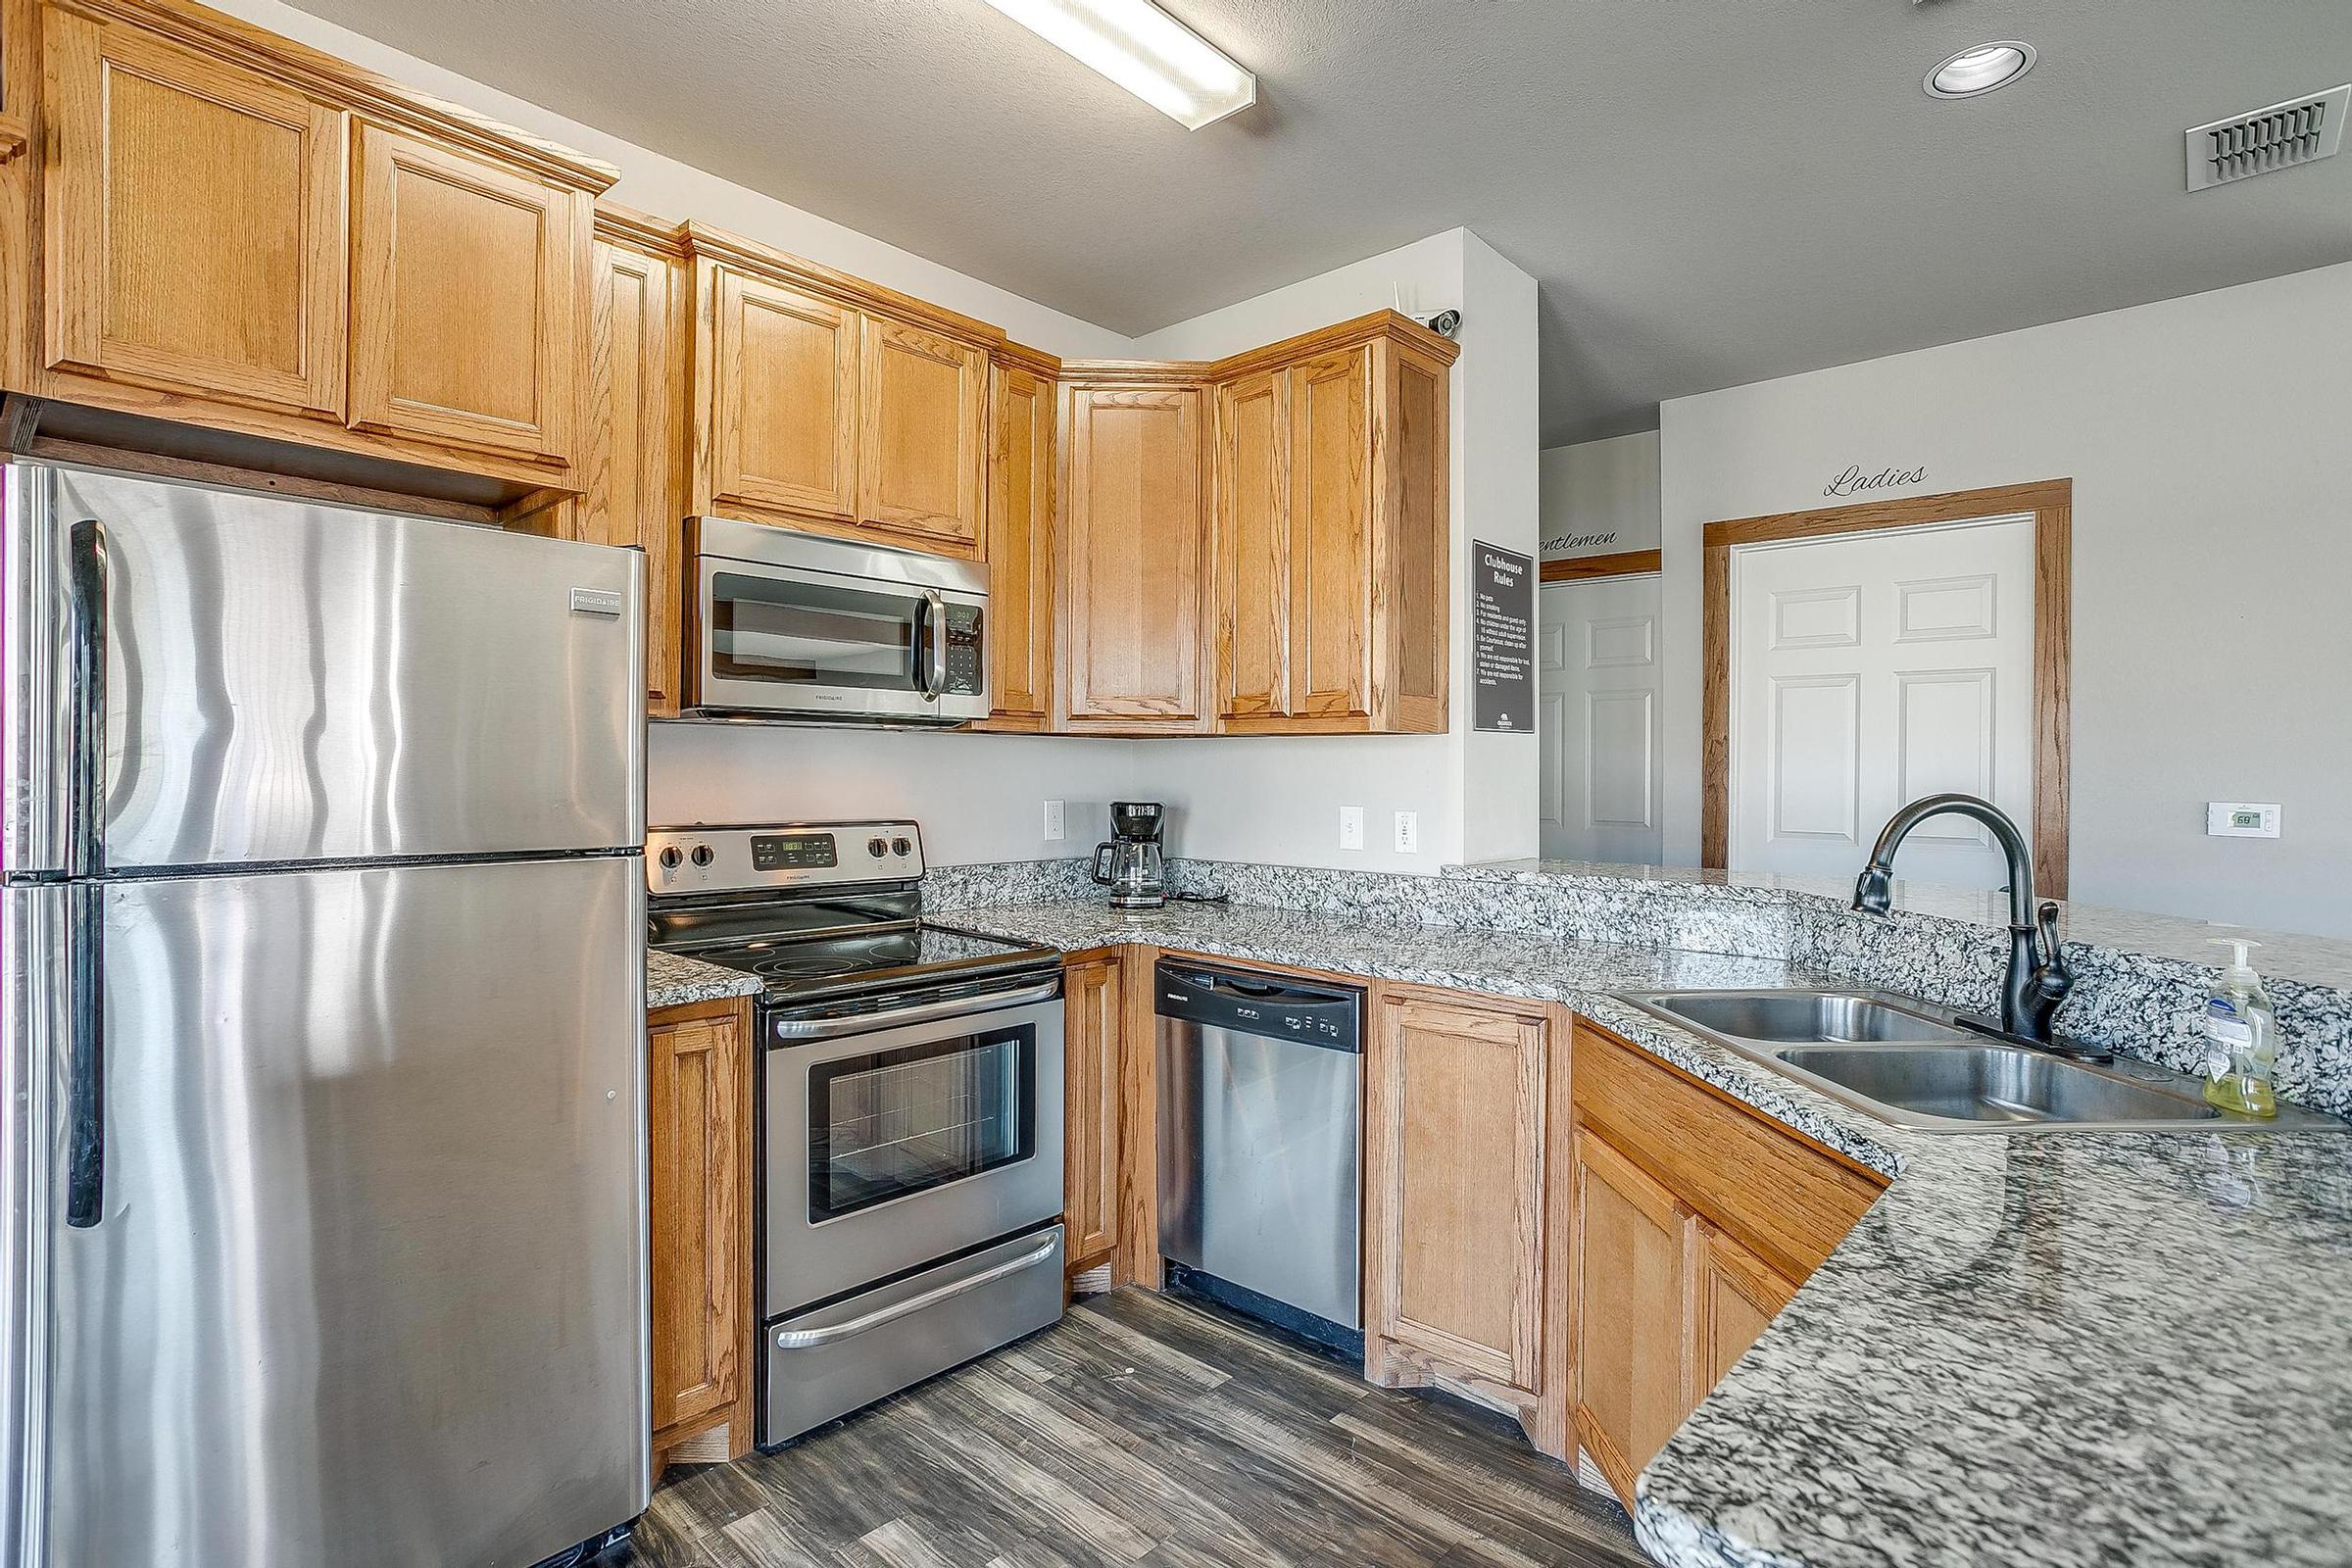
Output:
left=1822, top=464, right=1928, bottom=498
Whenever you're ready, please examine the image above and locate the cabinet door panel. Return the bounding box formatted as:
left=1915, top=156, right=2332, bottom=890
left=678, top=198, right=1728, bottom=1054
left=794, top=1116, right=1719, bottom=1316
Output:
left=1060, top=384, right=1206, bottom=726
left=351, top=124, right=586, bottom=465
left=648, top=1008, right=747, bottom=1435
left=1379, top=344, right=1450, bottom=731
left=1368, top=990, right=1549, bottom=1394
left=707, top=268, right=859, bottom=523
left=1214, top=369, right=1287, bottom=721
left=43, top=9, right=345, bottom=416
left=1288, top=346, right=1372, bottom=718
left=1571, top=1126, right=1694, bottom=1504
left=986, top=364, right=1055, bottom=724
left=860, top=316, right=986, bottom=556
left=1063, top=956, right=1122, bottom=1269
left=586, top=237, right=685, bottom=711
left=1691, top=1220, right=1797, bottom=1395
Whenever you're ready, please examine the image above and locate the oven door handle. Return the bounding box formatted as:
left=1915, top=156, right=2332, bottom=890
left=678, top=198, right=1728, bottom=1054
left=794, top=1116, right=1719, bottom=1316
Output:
left=770, top=1232, right=1061, bottom=1350
left=768, top=977, right=1062, bottom=1043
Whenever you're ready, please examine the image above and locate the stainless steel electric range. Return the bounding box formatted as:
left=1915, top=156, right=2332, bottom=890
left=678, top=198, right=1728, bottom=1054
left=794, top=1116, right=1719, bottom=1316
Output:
left=645, top=821, right=1066, bottom=1446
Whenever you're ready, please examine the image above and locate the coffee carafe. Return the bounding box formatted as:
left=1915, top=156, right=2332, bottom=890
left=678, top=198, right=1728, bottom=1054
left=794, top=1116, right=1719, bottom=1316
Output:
left=1092, top=801, right=1167, bottom=909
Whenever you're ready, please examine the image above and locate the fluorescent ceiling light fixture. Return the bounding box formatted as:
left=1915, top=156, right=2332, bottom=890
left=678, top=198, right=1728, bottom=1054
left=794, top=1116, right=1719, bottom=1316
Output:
left=981, top=0, right=1256, bottom=129
left=1925, top=40, right=2036, bottom=99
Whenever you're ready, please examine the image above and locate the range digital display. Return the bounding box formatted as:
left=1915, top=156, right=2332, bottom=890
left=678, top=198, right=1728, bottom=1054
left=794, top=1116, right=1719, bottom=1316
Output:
left=752, top=833, right=838, bottom=871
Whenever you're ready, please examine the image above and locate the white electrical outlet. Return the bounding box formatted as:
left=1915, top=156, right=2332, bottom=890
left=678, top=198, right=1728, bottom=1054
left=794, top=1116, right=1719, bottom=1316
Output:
left=1394, top=810, right=1419, bottom=855
left=1043, top=800, right=1066, bottom=842
left=2207, top=802, right=2280, bottom=839
left=1339, top=806, right=1365, bottom=852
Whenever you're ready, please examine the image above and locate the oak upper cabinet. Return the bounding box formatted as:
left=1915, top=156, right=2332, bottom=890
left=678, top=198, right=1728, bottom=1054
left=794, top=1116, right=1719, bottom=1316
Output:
left=1568, top=1016, right=1886, bottom=1506
left=1208, top=316, right=1455, bottom=734
left=1061, top=952, right=1122, bottom=1273
left=699, top=262, right=860, bottom=526
left=982, top=350, right=1057, bottom=729
left=1364, top=984, right=1571, bottom=1455
left=583, top=207, right=689, bottom=714
left=1057, top=376, right=1210, bottom=731
left=27, top=0, right=615, bottom=493
left=648, top=998, right=756, bottom=1467
left=40, top=5, right=347, bottom=418
left=1212, top=368, right=1287, bottom=722
left=350, top=123, right=589, bottom=466
left=859, top=313, right=986, bottom=556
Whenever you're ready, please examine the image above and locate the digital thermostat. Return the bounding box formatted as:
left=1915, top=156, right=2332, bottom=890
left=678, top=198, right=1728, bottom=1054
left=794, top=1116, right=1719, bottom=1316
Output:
left=2206, top=803, right=2281, bottom=839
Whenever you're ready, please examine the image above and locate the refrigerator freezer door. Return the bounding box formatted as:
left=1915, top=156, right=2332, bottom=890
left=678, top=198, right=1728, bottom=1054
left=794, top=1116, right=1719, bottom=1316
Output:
left=37, top=857, right=648, bottom=1568
left=25, top=464, right=645, bottom=871
left=1, top=885, right=68, bottom=1568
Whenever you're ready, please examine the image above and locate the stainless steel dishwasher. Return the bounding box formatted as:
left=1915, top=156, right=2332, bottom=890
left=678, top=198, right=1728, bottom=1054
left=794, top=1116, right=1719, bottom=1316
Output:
left=1155, top=959, right=1363, bottom=1353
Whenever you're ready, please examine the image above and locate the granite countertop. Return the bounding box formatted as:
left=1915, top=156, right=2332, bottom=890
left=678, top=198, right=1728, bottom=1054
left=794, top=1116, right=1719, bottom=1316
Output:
left=941, top=897, right=2352, bottom=1568
left=646, top=947, right=762, bottom=1010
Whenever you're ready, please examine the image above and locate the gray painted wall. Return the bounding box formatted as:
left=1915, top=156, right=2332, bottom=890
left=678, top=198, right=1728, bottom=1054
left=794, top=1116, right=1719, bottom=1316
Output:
left=1659, top=261, right=2352, bottom=937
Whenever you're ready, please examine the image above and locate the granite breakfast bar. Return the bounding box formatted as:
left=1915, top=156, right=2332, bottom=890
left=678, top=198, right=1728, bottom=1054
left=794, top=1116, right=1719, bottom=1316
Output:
left=912, top=865, right=2352, bottom=1568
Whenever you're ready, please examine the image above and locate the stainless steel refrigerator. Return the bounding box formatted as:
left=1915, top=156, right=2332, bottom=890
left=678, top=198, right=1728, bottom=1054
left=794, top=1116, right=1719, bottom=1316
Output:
left=0, top=462, right=651, bottom=1567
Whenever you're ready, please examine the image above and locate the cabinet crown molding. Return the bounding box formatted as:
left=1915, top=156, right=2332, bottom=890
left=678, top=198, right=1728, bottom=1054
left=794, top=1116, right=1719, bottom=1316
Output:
left=49, top=0, right=621, bottom=192
left=1066, top=311, right=1463, bottom=390
left=594, top=201, right=691, bottom=257
left=680, top=221, right=1007, bottom=350
left=993, top=339, right=1063, bottom=380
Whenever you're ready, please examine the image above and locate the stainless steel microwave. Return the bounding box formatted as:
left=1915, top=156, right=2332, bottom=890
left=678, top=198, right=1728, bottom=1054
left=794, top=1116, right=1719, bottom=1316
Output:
left=686, top=516, right=988, bottom=724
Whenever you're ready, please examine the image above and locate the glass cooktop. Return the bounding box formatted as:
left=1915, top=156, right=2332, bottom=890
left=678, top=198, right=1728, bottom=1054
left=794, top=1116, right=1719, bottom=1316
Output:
left=675, top=922, right=1054, bottom=1004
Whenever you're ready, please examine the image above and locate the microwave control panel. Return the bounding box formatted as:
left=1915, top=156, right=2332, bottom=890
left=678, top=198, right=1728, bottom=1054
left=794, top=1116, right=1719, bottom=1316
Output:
left=943, top=604, right=983, bottom=697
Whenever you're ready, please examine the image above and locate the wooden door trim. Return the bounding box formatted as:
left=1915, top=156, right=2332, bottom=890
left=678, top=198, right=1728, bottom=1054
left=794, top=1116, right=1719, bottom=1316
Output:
left=1539, top=549, right=1660, bottom=582
left=1699, top=478, right=2072, bottom=899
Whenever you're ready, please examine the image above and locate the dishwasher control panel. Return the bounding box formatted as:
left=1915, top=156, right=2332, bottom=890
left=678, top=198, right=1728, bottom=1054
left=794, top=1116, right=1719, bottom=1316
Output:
left=1153, top=960, right=1362, bottom=1051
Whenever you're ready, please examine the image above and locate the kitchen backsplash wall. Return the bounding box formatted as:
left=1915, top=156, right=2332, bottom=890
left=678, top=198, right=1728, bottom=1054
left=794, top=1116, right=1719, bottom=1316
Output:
left=923, top=855, right=2352, bottom=1120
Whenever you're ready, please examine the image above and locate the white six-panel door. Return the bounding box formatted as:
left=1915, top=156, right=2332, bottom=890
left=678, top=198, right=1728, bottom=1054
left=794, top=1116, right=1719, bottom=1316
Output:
left=1539, top=575, right=1664, bottom=864
left=1729, top=515, right=2034, bottom=887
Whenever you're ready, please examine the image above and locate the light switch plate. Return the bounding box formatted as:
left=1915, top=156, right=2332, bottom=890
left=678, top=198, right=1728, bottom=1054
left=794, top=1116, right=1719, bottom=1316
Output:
left=1339, top=806, right=1365, bottom=852
left=1043, top=800, right=1066, bottom=842
left=1394, top=810, right=1419, bottom=855
left=2207, top=802, right=2280, bottom=839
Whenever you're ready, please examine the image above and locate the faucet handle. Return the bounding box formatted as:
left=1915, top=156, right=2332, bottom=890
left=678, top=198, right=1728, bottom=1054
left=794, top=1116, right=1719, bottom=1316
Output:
left=2034, top=901, right=2074, bottom=994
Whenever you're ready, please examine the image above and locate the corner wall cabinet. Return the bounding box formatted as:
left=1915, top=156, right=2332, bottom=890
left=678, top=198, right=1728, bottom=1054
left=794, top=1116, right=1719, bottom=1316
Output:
left=647, top=996, right=757, bottom=1473
left=1567, top=1016, right=1887, bottom=1505
left=16, top=0, right=613, bottom=494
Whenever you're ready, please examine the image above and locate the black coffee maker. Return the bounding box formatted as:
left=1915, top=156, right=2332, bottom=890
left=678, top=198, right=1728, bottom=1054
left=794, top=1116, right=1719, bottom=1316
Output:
left=1092, top=802, right=1167, bottom=909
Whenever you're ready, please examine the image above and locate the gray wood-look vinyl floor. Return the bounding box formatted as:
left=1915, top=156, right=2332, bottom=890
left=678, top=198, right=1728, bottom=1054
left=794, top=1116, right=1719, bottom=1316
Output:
left=617, top=1287, right=1651, bottom=1568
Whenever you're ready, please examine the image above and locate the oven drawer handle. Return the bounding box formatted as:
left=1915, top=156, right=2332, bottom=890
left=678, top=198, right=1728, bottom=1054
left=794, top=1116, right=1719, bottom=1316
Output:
left=769, top=978, right=1061, bottom=1043
left=771, top=1233, right=1061, bottom=1351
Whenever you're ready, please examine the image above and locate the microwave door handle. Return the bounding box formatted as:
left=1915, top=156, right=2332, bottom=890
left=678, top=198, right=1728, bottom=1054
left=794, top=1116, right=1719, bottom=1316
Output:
left=920, top=589, right=948, bottom=700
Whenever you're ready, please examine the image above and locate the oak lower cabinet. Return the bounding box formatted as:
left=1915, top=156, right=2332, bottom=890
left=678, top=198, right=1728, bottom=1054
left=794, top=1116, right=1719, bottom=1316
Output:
left=1363, top=984, right=1574, bottom=1456
left=583, top=206, right=689, bottom=714
left=979, top=348, right=1058, bottom=729
left=647, top=997, right=757, bottom=1473
left=24, top=0, right=613, bottom=491
left=1056, top=375, right=1211, bottom=731
left=1061, top=951, right=1123, bottom=1274
left=1568, top=1016, right=1886, bottom=1506
left=1211, top=323, right=1454, bottom=734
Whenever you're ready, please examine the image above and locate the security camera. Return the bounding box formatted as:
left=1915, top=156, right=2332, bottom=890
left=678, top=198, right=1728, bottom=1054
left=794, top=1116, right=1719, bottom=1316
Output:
left=1406, top=309, right=1461, bottom=339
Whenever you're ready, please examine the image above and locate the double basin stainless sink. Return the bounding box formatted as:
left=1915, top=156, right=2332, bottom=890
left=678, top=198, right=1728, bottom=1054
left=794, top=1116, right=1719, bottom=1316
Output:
left=1616, top=990, right=2350, bottom=1134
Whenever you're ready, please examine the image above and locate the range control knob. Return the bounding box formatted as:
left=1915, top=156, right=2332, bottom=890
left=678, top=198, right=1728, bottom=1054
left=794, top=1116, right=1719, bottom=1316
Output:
left=892, top=837, right=913, bottom=858
left=867, top=837, right=890, bottom=858
left=690, top=845, right=715, bottom=867
left=658, top=846, right=684, bottom=871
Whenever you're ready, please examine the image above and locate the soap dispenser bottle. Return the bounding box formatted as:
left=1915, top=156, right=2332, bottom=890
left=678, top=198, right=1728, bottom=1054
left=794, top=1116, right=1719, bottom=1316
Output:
left=2202, top=938, right=2278, bottom=1118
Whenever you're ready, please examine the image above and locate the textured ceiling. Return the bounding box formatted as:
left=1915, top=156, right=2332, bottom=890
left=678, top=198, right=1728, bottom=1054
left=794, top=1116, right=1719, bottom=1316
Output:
left=299, top=0, right=2352, bottom=444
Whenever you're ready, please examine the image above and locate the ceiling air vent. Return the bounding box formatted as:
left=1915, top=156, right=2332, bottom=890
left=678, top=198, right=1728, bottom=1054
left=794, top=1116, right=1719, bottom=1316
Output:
left=2184, top=85, right=2350, bottom=191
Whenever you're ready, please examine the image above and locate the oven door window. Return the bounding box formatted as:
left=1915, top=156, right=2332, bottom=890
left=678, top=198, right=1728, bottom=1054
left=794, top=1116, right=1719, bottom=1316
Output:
left=808, top=1024, right=1037, bottom=1221
left=710, top=570, right=922, bottom=692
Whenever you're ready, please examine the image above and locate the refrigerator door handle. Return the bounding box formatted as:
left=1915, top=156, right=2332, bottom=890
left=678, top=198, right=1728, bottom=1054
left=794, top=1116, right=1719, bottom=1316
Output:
left=65, top=517, right=105, bottom=880
left=63, top=880, right=103, bottom=1228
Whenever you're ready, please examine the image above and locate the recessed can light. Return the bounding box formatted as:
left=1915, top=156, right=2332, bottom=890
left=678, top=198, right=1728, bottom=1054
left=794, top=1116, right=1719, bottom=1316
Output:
left=1926, top=40, right=2037, bottom=99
